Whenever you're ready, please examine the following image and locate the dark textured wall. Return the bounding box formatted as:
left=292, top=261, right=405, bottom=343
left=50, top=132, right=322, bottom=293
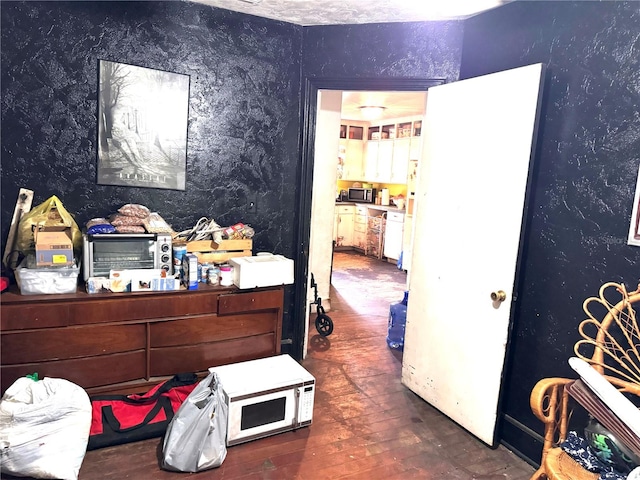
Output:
left=302, top=21, right=463, bottom=81
left=461, top=1, right=640, bottom=463
left=4, top=0, right=638, bottom=464
left=1, top=1, right=302, bottom=343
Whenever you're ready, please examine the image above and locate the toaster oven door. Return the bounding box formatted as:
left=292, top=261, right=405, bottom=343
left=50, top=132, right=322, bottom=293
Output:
left=88, top=235, right=157, bottom=278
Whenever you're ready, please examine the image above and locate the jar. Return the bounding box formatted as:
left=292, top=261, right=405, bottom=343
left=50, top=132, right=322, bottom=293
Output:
left=207, top=266, right=220, bottom=285
left=219, top=264, right=233, bottom=287
left=200, top=263, right=209, bottom=283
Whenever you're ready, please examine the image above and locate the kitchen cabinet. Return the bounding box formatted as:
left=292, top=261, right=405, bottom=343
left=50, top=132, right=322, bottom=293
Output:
left=390, top=138, right=411, bottom=184
left=384, top=211, right=405, bottom=261
left=363, top=117, right=423, bottom=184
left=334, top=204, right=355, bottom=248
left=1, top=285, right=284, bottom=395
left=338, top=124, right=365, bottom=181
left=353, top=205, right=368, bottom=251
left=363, top=141, right=378, bottom=181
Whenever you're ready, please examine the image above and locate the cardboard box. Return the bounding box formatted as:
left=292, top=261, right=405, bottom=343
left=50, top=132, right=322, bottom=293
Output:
left=181, top=253, right=199, bottom=290
left=229, top=254, right=294, bottom=289
left=35, top=226, right=74, bottom=267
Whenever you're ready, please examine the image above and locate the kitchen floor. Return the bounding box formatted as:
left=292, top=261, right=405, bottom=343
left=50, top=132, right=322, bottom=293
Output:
left=5, top=251, right=536, bottom=480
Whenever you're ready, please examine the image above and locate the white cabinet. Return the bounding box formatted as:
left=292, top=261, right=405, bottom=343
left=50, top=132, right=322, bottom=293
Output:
left=364, top=141, right=379, bottom=181
left=338, top=124, right=365, bottom=181
left=384, top=211, right=404, bottom=261
left=363, top=117, right=423, bottom=184
left=334, top=205, right=354, bottom=248
left=390, top=138, right=411, bottom=184
left=353, top=205, right=368, bottom=251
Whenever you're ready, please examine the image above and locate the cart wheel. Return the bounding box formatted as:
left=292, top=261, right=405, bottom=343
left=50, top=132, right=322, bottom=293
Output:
left=315, top=314, right=334, bottom=337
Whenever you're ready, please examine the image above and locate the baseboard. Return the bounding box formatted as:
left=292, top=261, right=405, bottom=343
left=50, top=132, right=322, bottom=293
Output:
left=500, top=413, right=543, bottom=468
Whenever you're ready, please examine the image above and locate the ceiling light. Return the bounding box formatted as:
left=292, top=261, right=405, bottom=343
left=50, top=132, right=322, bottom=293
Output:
left=359, top=106, right=386, bottom=120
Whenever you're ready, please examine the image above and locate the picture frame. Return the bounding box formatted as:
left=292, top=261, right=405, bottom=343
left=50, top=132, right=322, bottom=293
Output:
left=627, top=164, right=640, bottom=246
left=97, top=60, right=190, bottom=190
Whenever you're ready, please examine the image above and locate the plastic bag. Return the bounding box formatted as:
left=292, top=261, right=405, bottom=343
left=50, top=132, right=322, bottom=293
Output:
left=15, top=195, right=82, bottom=254
left=0, top=376, right=92, bottom=480
left=161, top=372, right=228, bottom=472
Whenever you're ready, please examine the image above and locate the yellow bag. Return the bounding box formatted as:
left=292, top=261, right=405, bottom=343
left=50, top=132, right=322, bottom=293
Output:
left=16, top=195, right=82, bottom=254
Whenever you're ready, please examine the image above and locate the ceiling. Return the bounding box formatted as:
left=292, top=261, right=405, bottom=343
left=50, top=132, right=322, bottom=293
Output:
left=188, top=0, right=509, bottom=119
left=341, top=91, right=428, bottom=121
left=189, top=0, right=512, bottom=26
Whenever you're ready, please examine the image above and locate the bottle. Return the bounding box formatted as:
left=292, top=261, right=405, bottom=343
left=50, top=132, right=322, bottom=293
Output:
left=200, top=263, right=209, bottom=283
left=386, top=291, right=408, bottom=351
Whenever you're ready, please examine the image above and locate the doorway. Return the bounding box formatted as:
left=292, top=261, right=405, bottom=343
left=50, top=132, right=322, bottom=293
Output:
left=330, top=90, right=425, bottom=317
left=293, top=77, right=445, bottom=362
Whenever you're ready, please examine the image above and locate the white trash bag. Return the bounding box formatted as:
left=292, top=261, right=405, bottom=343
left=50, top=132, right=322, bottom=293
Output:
left=0, top=376, right=92, bottom=480
left=162, top=371, right=228, bottom=472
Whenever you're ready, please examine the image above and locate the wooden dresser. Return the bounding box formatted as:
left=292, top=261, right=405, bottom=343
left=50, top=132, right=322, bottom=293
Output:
left=0, top=284, right=284, bottom=395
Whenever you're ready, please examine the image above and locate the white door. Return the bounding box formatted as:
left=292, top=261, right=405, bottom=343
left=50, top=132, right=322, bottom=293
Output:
left=402, top=63, right=545, bottom=446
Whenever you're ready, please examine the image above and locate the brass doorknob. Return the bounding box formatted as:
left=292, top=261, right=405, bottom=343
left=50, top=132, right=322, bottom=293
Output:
left=491, top=290, right=507, bottom=302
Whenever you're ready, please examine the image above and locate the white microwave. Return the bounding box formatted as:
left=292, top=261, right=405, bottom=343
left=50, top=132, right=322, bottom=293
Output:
left=210, top=355, right=315, bottom=446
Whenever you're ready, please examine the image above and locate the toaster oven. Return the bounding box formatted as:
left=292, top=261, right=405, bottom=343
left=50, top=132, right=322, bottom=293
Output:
left=82, top=233, right=172, bottom=281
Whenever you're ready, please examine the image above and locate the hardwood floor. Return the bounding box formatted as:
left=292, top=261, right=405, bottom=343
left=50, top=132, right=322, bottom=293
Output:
left=2, top=251, right=536, bottom=480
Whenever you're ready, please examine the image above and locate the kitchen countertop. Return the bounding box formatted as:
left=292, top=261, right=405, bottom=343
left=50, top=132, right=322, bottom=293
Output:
left=335, top=201, right=406, bottom=213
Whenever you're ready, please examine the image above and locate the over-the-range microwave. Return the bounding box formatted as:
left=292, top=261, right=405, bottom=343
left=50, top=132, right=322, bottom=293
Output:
left=82, top=233, right=173, bottom=281
left=210, top=355, right=315, bottom=446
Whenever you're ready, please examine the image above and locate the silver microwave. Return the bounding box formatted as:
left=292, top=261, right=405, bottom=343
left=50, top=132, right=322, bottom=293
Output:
left=82, top=233, right=172, bottom=281
left=347, top=187, right=377, bottom=203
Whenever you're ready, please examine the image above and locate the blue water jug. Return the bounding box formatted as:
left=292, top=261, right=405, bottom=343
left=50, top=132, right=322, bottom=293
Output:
left=386, top=291, right=408, bottom=350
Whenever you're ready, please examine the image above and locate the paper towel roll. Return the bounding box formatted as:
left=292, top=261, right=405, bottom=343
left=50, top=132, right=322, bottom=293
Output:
left=381, top=189, right=390, bottom=206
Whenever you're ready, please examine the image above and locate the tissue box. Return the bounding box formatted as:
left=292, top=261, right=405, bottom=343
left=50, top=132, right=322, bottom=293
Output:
left=229, top=255, right=294, bottom=289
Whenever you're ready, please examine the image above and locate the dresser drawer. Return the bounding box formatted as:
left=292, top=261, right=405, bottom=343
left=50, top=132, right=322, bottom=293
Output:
left=2, top=323, right=146, bottom=364
left=1, top=303, right=71, bottom=330
left=218, top=288, right=283, bottom=315
left=150, top=312, right=277, bottom=347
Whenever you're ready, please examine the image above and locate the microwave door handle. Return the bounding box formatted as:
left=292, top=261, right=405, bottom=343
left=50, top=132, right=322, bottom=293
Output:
left=294, top=387, right=303, bottom=428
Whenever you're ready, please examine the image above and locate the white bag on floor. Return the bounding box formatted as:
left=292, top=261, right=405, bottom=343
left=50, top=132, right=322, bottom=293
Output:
left=162, top=371, right=228, bottom=472
left=0, top=376, right=92, bottom=480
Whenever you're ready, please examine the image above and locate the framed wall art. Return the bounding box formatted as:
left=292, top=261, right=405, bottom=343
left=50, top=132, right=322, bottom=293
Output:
left=627, top=164, right=640, bottom=246
left=97, top=60, right=190, bottom=190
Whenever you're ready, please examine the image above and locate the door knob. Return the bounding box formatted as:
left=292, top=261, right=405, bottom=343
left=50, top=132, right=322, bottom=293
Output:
left=491, top=290, right=507, bottom=302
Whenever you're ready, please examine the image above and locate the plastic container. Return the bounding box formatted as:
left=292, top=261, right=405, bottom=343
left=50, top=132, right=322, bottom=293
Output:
left=387, top=291, right=408, bottom=350
left=219, top=264, right=233, bottom=287
left=14, top=256, right=80, bottom=295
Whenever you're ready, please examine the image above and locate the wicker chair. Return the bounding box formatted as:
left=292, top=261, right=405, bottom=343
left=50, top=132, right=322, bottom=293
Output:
left=529, top=282, right=640, bottom=480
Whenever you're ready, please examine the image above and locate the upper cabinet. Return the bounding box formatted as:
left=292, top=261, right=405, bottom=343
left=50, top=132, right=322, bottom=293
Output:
left=338, top=123, right=366, bottom=181
left=363, top=116, right=423, bottom=184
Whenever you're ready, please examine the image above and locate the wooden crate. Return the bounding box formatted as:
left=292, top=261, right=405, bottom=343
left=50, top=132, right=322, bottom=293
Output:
left=186, top=239, right=252, bottom=264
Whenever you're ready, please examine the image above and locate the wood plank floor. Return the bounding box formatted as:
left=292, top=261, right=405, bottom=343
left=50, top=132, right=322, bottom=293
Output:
left=2, top=251, right=536, bottom=480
